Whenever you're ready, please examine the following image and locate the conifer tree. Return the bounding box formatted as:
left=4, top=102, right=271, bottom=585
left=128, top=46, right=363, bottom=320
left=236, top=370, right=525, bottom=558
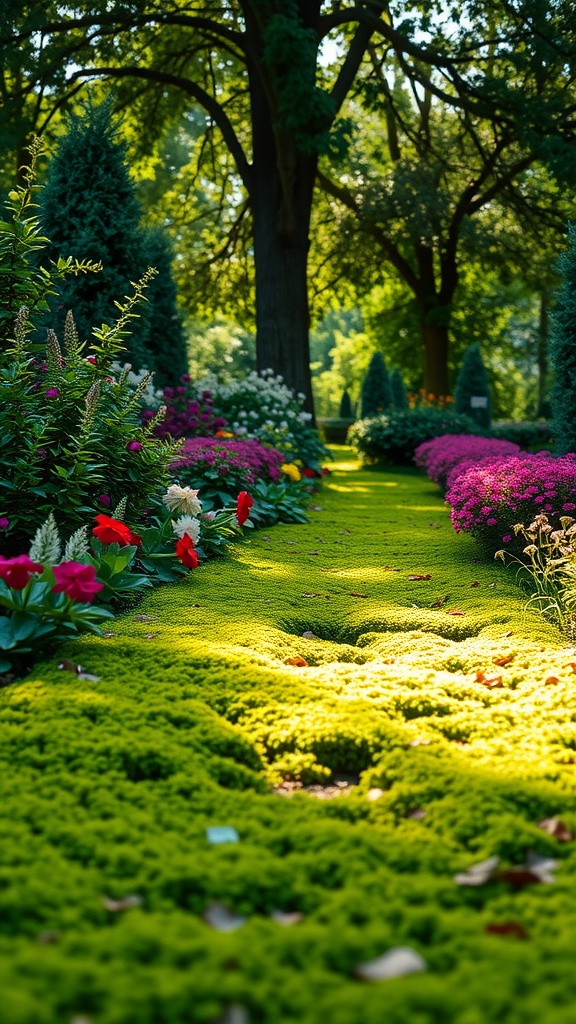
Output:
left=360, top=352, right=392, bottom=418
left=40, top=97, right=187, bottom=377
left=454, top=344, right=491, bottom=429
left=390, top=369, right=409, bottom=410
left=339, top=389, right=353, bottom=419
left=143, top=228, right=188, bottom=386
left=550, top=226, right=576, bottom=454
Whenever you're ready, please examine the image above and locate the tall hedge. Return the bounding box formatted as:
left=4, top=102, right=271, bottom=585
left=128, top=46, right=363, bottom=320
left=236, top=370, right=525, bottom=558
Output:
left=360, top=352, right=392, bottom=418
left=390, top=368, right=409, bottom=410
left=550, top=225, right=576, bottom=455
left=454, top=343, right=491, bottom=430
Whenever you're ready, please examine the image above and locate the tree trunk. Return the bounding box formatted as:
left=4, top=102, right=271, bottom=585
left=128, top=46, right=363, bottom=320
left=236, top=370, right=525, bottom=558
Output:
left=420, top=321, right=450, bottom=397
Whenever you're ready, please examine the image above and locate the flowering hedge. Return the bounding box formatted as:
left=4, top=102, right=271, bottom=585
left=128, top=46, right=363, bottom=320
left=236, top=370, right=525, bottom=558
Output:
left=414, top=434, right=520, bottom=490
left=349, top=407, right=480, bottom=465
left=445, top=452, right=576, bottom=554
left=171, top=437, right=285, bottom=487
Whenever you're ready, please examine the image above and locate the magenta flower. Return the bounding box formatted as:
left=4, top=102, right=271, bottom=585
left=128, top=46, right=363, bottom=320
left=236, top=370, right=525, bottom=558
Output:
left=126, top=440, right=142, bottom=452
left=0, top=554, right=43, bottom=590
left=52, top=561, right=104, bottom=604
left=0, top=517, right=8, bottom=531
left=45, top=387, right=60, bottom=398
left=98, top=494, right=111, bottom=507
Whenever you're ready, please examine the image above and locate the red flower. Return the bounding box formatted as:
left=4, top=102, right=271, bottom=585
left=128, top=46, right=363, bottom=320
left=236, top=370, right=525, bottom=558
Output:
left=92, top=514, right=141, bottom=547
left=175, top=532, right=199, bottom=569
left=0, top=554, right=43, bottom=590
left=301, top=468, right=316, bottom=478
left=236, top=491, right=254, bottom=526
left=85, top=356, right=97, bottom=365
left=52, top=561, right=104, bottom=604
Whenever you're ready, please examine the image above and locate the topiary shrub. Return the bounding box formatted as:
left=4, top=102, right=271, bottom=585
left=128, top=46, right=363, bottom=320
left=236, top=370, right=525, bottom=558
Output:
left=360, top=352, right=392, bottom=418
left=390, top=368, right=409, bottom=410
left=550, top=225, right=576, bottom=455
left=454, top=343, right=492, bottom=429
left=349, top=408, right=480, bottom=465
left=339, top=389, right=353, bottom=419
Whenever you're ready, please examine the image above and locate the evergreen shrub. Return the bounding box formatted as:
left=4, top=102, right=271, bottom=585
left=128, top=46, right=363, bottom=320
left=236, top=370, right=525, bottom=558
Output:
left=390, top=369, right=409, bottom=410
left=454, top=344, right=492, bottom=429
left=349, top=409, right=480, bottom=465
left=550, top=224, right=576, bottom=455
left=490, top=421, right=553, bottom=450
left=339, top=390, right=353, bottom=418
left=360, top=352, right=392, bottom=418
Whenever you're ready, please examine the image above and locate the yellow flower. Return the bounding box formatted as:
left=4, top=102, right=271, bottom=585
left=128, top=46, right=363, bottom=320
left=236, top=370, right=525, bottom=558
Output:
left=281, top=463, right=302, bottom=482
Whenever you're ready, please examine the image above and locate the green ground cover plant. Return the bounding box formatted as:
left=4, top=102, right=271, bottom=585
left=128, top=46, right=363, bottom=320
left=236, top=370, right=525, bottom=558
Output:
left=1, top=449, right=576, bottom=1023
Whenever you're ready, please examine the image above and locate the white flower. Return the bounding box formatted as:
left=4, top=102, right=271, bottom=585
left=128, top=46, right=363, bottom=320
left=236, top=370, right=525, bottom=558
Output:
left=171, top=516, right=201, bottom=543
left=162, top=484, right=202, bottom=516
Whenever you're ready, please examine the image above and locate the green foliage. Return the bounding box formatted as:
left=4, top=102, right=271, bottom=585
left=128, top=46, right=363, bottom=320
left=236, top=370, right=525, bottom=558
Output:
left=349, top=408, right=481, bottom=465
left=40, top=97, right=186, bottom=377
left=550, top=225, right=576, bottom=455
left=454, top=344, right=492, bottom=429
left=339, top=390, right=353, bottom=419
left=490, top=421, right=553, bottom=450
left=390, top=369, right=409, bottom=410
left=0, top=139, right=100, bottom=348
left=360, top=352, right=393, bottom=419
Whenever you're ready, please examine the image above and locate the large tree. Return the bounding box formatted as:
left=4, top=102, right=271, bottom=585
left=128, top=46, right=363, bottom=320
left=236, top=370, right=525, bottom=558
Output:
left=3, top=2, right=576, bottom=405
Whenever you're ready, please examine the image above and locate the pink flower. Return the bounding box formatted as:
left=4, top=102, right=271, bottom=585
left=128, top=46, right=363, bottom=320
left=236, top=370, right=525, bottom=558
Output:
left=0, top=555, right=43, bottom=590
left=126, top=440, right=142, bottom=452
left=0, top=517, right=9, bottom=531
left=52, top=562, right=104, bottom=604
left=45, top=387, right=60, bottom=398
left=502, top=534, right=512, bottom=543
left=98, top=495, right=111, bottom=507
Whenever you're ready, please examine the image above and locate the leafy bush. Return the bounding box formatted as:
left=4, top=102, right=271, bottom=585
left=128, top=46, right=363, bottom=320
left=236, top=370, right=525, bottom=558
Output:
left=339, top=389, right=353, bottom=418
left=390, top=368, right=408, bottom=410
left=550, top=224, right=576, bottom=455
left=189, top=369, right=329, bottom=472
left=349, top=408, right=480, bottom=465
left=445, top=452, right=576, bottom=554
left=360, top=352, right=392, bottom=418
left=415, top=434, right=520, bottom=490
left=490, top=420, right=554, bottom=450
left=454, top=343, right=492, bottom=429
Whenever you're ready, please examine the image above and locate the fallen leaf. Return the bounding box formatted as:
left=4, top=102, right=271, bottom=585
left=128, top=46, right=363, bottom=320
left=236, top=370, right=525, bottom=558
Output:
left=366, top=788, right=384, bottom=801
left=270, top=910, right=304, bottom=926
left=470, top=581, right=480, bottom=588
left=564, top=663, right=576, bottom=673
left=429, top=522, right=441, bottom=529
left=308, top=551, right=319, bottom=555
left=493, top=654, right=514, bottom=667
left=144, top=633, right=158, bottom=640
left=500, top=851, right=557, bottom=887
left=475, top=671, right=503, bottom=688
left=301, top=631, right=318, bottom=639
left=538, top=817, right=573, bottom=842
left=406, top=808, right=426, bottom=820
left=203, top=902, right=245, bottom=932
left=309, top=505, right=323, bottom=511
left=355, top=947, right=427, bottom=981
left=57, top=659, right=80, bottom=673
left=78, top=673, right=100, bottom=683
left=284, top=656, right=308, bottom=667
left=133, top=614, right=154, bottom=622
left=430, top=595, right=448, bottom=608
left=102, top=895, right=143, bottom=912
left=454, top=856, right=500, bottom=886
left=214, top=1007, right=250, bottom=1024
left=447, top=609, right=466, bottom=616
left=485, top=921, right=529, bottom=939
left=502, top=631, right=514, bottom=638
left=341, top=529, right=351, bottom=535
left=102, top=632, right=116, bottom=638
left=350, top=592, right=369, bottom=598
left=408, top=574, right=432, bottom=581
left=545, top=676, right=561, bottom=685
left=302, top=593, right=322, bottom=598
left=261, top=536, right=271, bottom=541
left=408, top=737, right=431, bottom=747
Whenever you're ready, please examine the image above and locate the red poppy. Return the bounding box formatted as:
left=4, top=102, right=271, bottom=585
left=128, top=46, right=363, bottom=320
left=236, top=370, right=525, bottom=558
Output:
left=301, top=468, right=316, bottom=478
left=175, top=532, right=199, bottom=569
left=236, top=491, right=253, bottom=526
left=52, top=562, right=104, bottom=604
left=92, top=514, right=141, bottom=547
left=0, top=554, right=43, bottom=590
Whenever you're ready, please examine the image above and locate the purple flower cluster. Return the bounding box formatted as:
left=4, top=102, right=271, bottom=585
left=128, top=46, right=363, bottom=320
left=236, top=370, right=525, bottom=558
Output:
left=141, top=386, right=228, bottom=440
left=170, top=437, right=285, bottom=485
left=445, top=452, right=576, bottom=553
left=414, top=434, right=520, bottom=490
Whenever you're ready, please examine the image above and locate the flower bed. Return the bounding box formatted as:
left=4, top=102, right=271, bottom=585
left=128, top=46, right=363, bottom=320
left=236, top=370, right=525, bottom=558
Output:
left=445, top=452, right=576, bottom=554
left=415, top=434, right=520, bottom=490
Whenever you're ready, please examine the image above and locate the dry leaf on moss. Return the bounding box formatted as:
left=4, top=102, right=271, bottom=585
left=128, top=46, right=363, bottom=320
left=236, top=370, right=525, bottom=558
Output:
left=102, top=895, right=142, bottom=912
left=493, top=654, right=514, bottom=667
left=408, top=574, right=431, bottom=581
left=430, top=595, right=448, bottom=608
left=538, top=817, right=573, bottom=842
left=485, top=921, right=529, bottom=939
left=475, top=672, right=503, bottom=688
left=355, top=947, right=427, bottom=981
left=301, top=631, right=317, bottom=639
left=454, top=856, right=500, bottom=886
left=284, top=656, right=308, bottom=667
left=545, top=676, right=561, bottom=685
left=447, top=609, right=466, bottom=616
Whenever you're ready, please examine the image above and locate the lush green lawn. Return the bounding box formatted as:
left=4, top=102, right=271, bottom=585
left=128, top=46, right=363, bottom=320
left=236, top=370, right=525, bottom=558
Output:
left=2, top=448, right=576, bottom=1024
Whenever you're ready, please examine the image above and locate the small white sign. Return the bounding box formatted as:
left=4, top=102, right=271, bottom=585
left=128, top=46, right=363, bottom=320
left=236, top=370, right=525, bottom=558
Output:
left=470, top=396, right=488, bottom=409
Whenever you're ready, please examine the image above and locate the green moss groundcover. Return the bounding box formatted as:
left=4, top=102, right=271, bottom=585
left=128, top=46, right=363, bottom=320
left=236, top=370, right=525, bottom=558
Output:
left=2, top=450, right=576, bottom=1023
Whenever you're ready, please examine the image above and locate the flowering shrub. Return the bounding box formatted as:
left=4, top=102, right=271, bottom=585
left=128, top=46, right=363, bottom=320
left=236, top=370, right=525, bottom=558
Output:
left=187, top=369, right=329, bottom=472
left=445, top=452, right=576, bottom=555
left=406, top=389, right=455, bottom=409
left=141, top=380, right=229, bottom=440
left=349, top=408, right=480, bottom=465
left=414, top=434, right=520, bottom=490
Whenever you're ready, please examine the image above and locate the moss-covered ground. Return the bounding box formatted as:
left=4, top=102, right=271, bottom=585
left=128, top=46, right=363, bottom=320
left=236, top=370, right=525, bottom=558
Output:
left=2, top=448, right=576, bottom=1024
